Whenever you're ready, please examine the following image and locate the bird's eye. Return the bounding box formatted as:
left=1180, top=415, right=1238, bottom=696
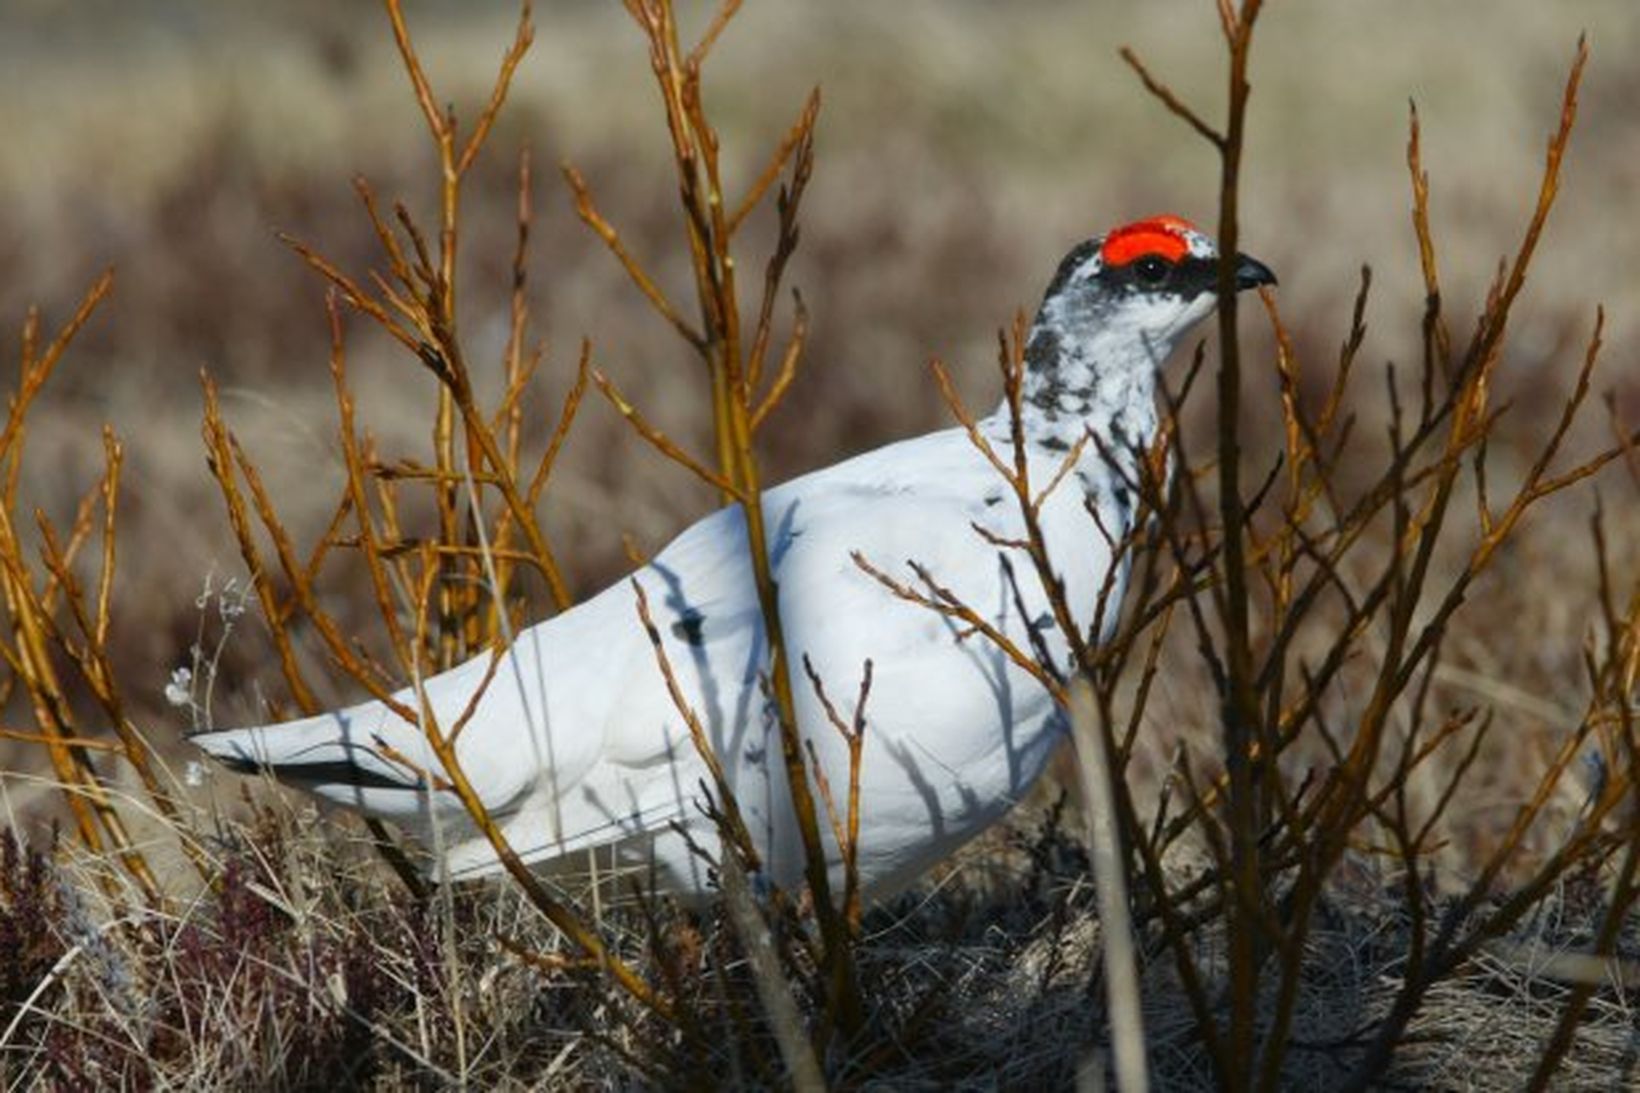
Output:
left=1133, top=255, right=1171, bottom=286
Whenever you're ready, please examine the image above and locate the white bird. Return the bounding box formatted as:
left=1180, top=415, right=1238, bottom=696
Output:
left=193, top=216, right=1275, bottom=901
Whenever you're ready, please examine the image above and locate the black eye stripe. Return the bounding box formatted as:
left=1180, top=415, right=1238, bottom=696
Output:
left=1100, top=254, right=1219, bottom=296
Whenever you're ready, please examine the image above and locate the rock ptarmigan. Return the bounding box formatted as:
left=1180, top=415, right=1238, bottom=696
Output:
left=192, top=215, right=1276, bottom=900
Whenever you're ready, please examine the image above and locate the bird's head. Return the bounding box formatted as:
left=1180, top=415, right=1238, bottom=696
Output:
left=1033, top=215, right=1277, bottom=372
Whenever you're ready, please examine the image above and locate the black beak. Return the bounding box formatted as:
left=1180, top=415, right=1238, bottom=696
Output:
left=1235, top=253, right=1278, bottom=291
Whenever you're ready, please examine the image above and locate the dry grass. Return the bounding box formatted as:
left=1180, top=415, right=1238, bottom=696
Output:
left=2, top=1, right=1639, bottom=1088
left=4, top=799, right=1631, bottom=1088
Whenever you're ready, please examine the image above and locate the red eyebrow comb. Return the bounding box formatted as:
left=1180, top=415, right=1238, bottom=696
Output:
left=1100, top=215, right=1198, bottom=267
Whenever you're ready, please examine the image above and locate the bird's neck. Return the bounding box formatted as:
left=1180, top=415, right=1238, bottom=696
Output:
left=990, top=314, right=1164, bottom=478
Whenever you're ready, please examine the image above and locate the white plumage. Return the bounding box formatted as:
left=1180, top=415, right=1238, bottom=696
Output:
left=193, top=215, right=1274, bottom=901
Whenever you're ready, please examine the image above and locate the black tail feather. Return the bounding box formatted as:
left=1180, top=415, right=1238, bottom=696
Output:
left=196, top=733, right=427, bottom=792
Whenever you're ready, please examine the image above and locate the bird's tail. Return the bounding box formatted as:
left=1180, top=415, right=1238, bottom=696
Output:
left=190, top=700, right=455, bottom=825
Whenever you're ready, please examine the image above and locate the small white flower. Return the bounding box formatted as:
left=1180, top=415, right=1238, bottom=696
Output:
left=164, top=667, right=194, bottom=708
left=219, top=578, right=247, bottom=621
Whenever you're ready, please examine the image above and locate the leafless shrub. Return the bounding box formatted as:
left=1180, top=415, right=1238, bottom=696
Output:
left=1010, top=8, right=1636, bottom=1089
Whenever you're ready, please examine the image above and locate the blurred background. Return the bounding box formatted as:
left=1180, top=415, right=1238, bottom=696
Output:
left=0, top=0, right=1636, bottom=822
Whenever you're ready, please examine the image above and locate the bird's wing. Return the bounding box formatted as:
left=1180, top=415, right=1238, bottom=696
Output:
left=447, top=432, right=1028, bottom=879
left=442, top=502, right=771, bottom=875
